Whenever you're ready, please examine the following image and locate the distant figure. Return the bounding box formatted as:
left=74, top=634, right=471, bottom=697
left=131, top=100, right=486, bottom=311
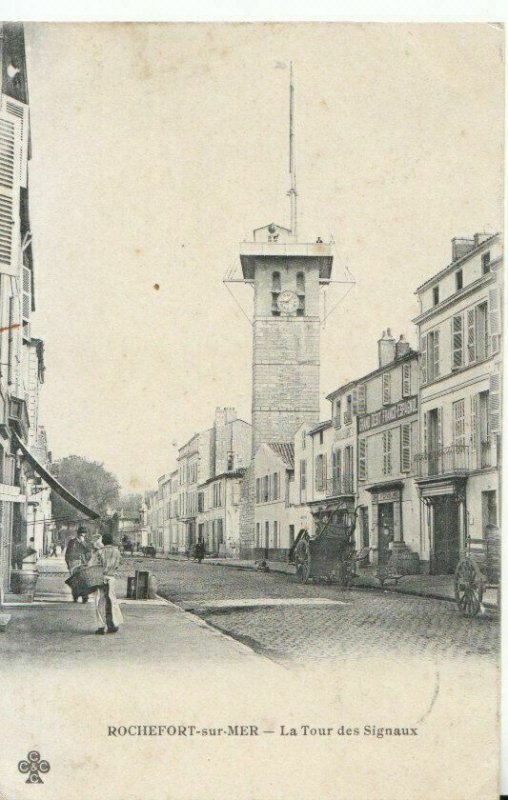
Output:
left=195, top=539, right=205, bottom=564
left=90, top=533, right=123, bottom=635
left=65, top=526, right=91, bottom=603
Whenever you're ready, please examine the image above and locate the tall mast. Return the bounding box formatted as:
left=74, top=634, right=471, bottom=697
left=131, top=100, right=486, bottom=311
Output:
left=288, top=62, right=298, bottom=241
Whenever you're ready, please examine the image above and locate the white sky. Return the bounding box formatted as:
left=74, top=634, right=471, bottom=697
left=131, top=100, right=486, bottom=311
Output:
left=23, top=22, right=503, bottom=491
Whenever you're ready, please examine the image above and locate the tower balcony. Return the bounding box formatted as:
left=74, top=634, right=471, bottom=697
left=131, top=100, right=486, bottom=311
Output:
left=239, top=241, right=333, bottom=282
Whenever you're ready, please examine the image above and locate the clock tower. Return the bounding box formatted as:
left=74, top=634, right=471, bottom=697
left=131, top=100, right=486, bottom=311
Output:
left=240, top=224, right=333, bottom=453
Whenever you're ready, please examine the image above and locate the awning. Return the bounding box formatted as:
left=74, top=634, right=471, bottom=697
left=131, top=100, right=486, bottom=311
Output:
left=13, top=433, right=100, bottom=520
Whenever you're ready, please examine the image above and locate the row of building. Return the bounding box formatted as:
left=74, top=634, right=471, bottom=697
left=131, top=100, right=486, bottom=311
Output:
left=147, top=228, right=502, bottom=576
left=0, top=23, right=55, bottom=597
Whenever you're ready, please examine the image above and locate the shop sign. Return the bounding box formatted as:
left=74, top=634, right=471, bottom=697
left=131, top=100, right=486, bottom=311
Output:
left=377, top=489, right=400, bottom=503
left=358, top=396, right=417, bottom=433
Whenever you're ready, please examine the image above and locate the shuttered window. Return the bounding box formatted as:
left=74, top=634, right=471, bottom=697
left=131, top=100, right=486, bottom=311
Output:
left=490, top=373, right=500, bottom=434
left=400, top=423, right=411, bottom=472
left=421, top=331, right=440, bottom=383
left=452, top=315, right=463, bottom=369
left=0, top=111, right=21, bottom=274
left=467, top=308, right=476, bottom=363
left=382, top=373, right=391, bottom=405
left=358, top=439, right=367, bottom=481
left=382, top=431, right=392, bottom=475
left=453, top=399, right=465, bottom=447
left=488, top=287, right=500, bottom=355
left=357, top=384, right=367, bottom=414
left=421, top=335, right=428, bottom=384
left=402, top=364, right=411, bottom=397
left=3, top=97, right=28, bottom=188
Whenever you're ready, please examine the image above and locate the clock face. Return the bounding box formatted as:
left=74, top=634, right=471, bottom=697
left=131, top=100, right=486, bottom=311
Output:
left=277, top=290, right=300, bottom=314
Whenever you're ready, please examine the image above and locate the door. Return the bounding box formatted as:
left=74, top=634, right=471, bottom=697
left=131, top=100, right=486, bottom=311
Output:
left=377, top=503, right=393, bottom=565
left=432, top=498, right=460, bottom=574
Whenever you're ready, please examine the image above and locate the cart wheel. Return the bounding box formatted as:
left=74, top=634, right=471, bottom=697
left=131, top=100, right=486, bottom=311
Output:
left=295, top=538, right=311, bottom=584
left=454, top=558, right=484, bottom=617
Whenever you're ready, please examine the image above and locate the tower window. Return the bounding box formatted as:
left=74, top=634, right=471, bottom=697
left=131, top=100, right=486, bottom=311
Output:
left=296, top=271, right=305, bottom=316
left=272, top=272, right=281, bottom=316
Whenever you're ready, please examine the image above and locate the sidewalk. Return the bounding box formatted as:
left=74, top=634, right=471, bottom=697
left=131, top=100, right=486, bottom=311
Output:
left=163, top=554, right=498, bottom=608
left=0, top=557, right=275, bottom=667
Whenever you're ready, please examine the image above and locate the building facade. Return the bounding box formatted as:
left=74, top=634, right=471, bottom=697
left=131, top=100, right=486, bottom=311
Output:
left=0, top=23, right=52, bottom=594
left=414, top=233, right=502, bottom=574
left=355, top=332, right=421, bottom=570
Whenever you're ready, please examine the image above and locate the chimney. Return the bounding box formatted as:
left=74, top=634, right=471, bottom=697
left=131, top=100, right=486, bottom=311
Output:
left=451, top=237, right=475, bottom=262
left=395, top=334, right=410, bottom=360
left=474, top=232, right=493, bottom=247
left=378, top=329, right=396, bottom=368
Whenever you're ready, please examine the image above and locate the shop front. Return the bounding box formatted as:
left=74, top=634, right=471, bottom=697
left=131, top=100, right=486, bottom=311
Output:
left=417, top=477, right=467, bottom=575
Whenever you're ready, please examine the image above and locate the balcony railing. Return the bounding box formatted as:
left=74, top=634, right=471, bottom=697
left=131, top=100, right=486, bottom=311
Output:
left=415, top=444, right=469, bottom=479
left=326, top=476, right=355, bottom=497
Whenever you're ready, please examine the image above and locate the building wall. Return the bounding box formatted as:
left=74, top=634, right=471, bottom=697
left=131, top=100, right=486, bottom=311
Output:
left=251, top=260, right=322, bottom=453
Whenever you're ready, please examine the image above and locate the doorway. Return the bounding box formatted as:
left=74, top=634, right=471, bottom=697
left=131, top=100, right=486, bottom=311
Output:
left=432, top=497, right=460, bottom=574
left=377, top=503, right=393, bottom=565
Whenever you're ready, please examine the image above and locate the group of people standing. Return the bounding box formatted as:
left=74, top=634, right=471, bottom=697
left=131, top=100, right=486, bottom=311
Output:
left=65, top=525, right=124, bottom=635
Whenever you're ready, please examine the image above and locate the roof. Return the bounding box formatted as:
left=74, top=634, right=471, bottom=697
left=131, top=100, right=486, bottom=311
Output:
left=415, top=233, right=498, bottom=294
left=198, top=468, right=247, bottom=488
left=267, top=443, right=294, bottom=469
left=326, top=350, right=418, bottom=401
left=308, top=420, right=332, bottom=436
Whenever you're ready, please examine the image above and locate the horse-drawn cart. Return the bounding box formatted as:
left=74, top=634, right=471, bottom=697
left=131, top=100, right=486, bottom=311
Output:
left=454, top=525, right=500, bottom=617
left=288, top=504, right=359, bottom=586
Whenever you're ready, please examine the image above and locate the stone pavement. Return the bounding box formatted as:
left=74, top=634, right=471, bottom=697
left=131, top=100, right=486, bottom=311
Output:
left=163, top=554, right=498, bottom=607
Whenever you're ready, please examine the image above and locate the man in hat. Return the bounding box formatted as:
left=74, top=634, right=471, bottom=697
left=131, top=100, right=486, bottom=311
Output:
left=64, top=525, right=91, bottom=603
left=91, top=532, right=123, bottom=635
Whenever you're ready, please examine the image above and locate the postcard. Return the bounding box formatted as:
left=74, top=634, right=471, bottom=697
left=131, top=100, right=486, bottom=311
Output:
left=0, top=20, right=503, bottom=800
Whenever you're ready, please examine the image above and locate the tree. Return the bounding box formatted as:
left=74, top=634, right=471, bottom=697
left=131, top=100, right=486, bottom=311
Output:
left=118, top=492, right=143, bottom=520
left=49, top=455, right=121, bottom=524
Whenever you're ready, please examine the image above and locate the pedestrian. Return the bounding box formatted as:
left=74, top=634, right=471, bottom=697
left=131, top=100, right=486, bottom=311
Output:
left=64, top=525, right=91, bottom=603
left=195, top=539, right=205, bottom=564
left=90, top=532, right=123, bottom=635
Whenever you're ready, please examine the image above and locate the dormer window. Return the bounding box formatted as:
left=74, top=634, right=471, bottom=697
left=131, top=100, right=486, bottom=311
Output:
left=455, top=270, right=463, bottom=291
left=432, top=286, right=440, bottom=306
left=296, top=271, right=305, bottom=316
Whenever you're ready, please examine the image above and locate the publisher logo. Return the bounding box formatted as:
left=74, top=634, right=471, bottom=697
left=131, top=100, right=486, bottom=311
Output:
left=18, top=751, right=50, bottom=784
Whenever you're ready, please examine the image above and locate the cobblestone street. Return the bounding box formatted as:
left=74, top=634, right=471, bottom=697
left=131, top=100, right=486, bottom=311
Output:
left=119, top=558, right=499, bottom=665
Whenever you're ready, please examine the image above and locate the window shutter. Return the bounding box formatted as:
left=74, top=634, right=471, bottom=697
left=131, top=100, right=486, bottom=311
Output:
left=357, top=384, right=366, bottom=415
left=401, top=423, right=411, bottom=472
left=358, top=440, right=366, bottom=481
left=423, top=411, right=427, bottom=454
left=453, top=400, right=465, bottom=447
left=352, top=388, right=358, bottom=416
left=467, top=308, right=476, bottom=363
left=437, top=408, right=443, bottom=450
left=2, top=96, right=29, bottom=188
left=489, top=373, right=500, bottom=434
left=488, top=287, right=500, bottom=355
left=402, top=364, right=411, bottom=397
left=452, top=315, right=463, bottom=369
left=470, top=394, right=478, bottom=468
left=382, top=373, right=391, bottom=405
left=383, top=430, right=392, bottom=475
left=0, top=111, right=21, bottom=276
left=421, top=335, right=428, bottom=384
left=432, top=331, right=440, bottom=378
